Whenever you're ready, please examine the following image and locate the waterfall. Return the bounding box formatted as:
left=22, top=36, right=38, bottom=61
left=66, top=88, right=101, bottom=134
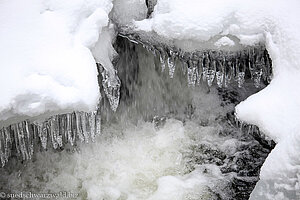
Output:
left=0, top=33, right=275, bottom=200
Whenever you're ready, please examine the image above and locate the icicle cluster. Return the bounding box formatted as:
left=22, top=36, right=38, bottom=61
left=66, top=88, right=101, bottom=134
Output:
left=0, top=111, right=101, bottom=167
left=0, top=54, right=120, bottom=168
left=118, top=33, right=272, bottom=88
left=97, top=64, right=121, bottom=112
left=232, top=114, right=275, bottom=149
left=156, top=46, right=271, bottom=88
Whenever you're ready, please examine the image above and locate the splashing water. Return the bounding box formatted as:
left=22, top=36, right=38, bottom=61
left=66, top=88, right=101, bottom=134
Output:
left=0, top=36, right=274, bottom=200
left=0, top=119, right=236, bottom=200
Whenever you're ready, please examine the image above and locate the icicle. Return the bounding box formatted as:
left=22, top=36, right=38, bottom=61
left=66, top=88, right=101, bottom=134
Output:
left=237, top=72, right=245, bottom=88
left=202, top=52, right=209, bottom=82
left=159, top=53, right=166, bottom=72
left=98, top=64, right=120, bottom=112
left=253, top=69, right=263, bottom=88
left=3, top=127, right=10, bottom=166
left=89, top=111, right=97, bottom=142
left=3, top=127, right=10, bottom=164
left=207, top=56, right=216, bottom=87
left=178, top=49, right=186, bottom=61
left=181, top=60, right=188, bottom=75
left=56, top=116, right=63, bottom=147
left=233, top=112, right=244, bottom=129
left=75, top=112, right=84, bottom=143
left=0, top=129, right=5, bottom=167
left=81, top=112, right=90, bottom=143
left=0, top=109, right=101, bottom=167
left=59, top=114, right=67, bottom=144
left=236, top=55, right=246, bottom=88
left=142, top=44, right=147, bottom=50
left=239, top=121, right=245, bottom=131
left=24, top=121, right=34, bottom=159
left=167, top=50, right=176, bottom=78
left=248, top=48, right=255, bottom=79
left=39, top=122, right=48, bottom=150
left=187, top=60, right=196, bottom=86
left=17, top=122, right=29, bottom=160
left=224, top=60, right=232, bottom=88
left=216, top=57, right=225, bottom=88
left=252, top=47, right=265, bottom=88
left=95, top=113, right=101, bottom=136
left=32, top=124, right=39, bottom=150
left=264, top=50, right=273, bottom=83
left=247, top=125, right=254, bottom=135
left=144, top=44, right=156, bottom=56
left=150, top=46, right=157, bottom=57
left=49, top=117, right=58, bottom=149
left=167, top=57, right=175, bottom=78
left=253, top=56, right=264, bottom=88
left=67, top=113, right=76, bottom=146
left=12, top=124, right=20, bottom=155
left=196, top=56, right=203, bottom=85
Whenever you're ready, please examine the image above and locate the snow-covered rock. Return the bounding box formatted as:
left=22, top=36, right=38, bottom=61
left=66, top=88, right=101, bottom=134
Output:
left=0, top=0, right=113, bottom=121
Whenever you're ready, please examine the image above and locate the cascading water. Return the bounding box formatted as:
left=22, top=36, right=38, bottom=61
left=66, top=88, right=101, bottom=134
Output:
left=0, top=30, right=275, bottom=200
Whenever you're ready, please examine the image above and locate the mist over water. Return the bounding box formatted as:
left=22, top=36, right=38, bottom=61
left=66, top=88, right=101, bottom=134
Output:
left=0, top=37, right=273, bottom=200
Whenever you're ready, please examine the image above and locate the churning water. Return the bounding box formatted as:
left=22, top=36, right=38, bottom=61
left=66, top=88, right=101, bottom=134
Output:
left=0, top=36, right=274, bottom=200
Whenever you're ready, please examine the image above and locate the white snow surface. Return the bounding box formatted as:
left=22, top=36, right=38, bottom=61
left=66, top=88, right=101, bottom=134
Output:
left=135, top=0, right=300, bottom=199
left=214, top=36, right=235, bottom=48
left=0, top=0, right=113, bottom=121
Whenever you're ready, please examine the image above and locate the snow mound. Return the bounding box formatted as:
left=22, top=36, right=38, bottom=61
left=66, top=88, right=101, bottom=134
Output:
left=214, top=36, right=235, bottom=48
left=0, top=0, right=113, bottom=122
left=135, top=0, right=300, bottom=199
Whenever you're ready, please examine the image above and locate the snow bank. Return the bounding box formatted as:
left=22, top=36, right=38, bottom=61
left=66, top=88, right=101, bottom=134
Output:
left=135, top=0, right=300, bottom=198
left=0, top=0, right=113, bottom=121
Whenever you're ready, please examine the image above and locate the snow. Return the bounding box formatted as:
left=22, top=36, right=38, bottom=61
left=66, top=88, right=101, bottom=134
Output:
left=214, top=36, right=235, bottom=48
left=110, top=0, right=147, bottom=25
left=0, top=0, right=113, bottom=122
left=134, top=0, right=300, bottom=198
left=1, top=0, right=300, bottom=198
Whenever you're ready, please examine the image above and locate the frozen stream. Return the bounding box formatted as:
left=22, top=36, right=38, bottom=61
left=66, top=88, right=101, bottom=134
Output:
left=0, top=36, right=274, bottom=200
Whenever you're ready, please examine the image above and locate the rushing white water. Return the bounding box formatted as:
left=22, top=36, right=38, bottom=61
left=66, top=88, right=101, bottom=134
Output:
left=0, top=118, right=233, bottom=200
left=0, top=69, right=270, bottom=200
left=0, top=35, right=273, bottom=200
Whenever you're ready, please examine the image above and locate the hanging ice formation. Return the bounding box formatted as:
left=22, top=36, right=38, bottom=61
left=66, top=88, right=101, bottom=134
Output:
left=97, top=64, right=121, bottom=112
left=0, top=51, right=122, bottom=168
left=118, top=33, right=273, bottom=89
left=0, top=30, right=273, bottom=167
left=0, top=111, right=101, bottom=167
left=0, top=48, right=122, bottom=168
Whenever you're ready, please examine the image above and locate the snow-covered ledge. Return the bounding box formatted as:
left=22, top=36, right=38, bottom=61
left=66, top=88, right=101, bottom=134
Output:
left=134, top=0, right=300, bottom=198
left=0, top=0, right=114, bottom=124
